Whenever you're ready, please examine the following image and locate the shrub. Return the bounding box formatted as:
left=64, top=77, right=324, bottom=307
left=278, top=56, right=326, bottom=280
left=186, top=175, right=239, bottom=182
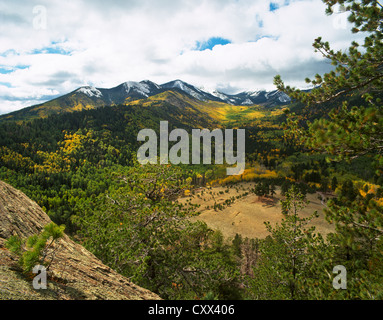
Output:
left=6, top=222, right=65, bottom=273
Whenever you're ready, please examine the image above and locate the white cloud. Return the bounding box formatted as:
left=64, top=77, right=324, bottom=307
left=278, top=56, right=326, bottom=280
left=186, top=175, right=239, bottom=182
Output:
left=0, top=0, right=364, bottom=114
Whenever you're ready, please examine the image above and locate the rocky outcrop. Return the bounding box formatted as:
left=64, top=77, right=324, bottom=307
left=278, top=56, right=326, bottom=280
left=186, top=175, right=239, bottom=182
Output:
left=0, top=180, right=161, bottom=300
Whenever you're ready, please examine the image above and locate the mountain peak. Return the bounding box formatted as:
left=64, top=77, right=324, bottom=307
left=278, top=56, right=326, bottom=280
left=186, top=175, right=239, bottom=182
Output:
left=120, top=81, right=154, bottom=98
left=161, top=80, right=213, bottom=101
left=161, top=79, right=189, bottom=89
left=140, top=79, right=161, bottom=89
left=76, top=86, right=103, bottom=98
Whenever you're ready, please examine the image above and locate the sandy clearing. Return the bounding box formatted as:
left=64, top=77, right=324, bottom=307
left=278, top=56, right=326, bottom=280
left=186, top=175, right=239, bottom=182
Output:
left=179, top=182, right=335, bottom=241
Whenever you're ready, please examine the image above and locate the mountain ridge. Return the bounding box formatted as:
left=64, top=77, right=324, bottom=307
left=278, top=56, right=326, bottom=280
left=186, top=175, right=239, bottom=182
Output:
left=75, top=79, right=292, bottom=106
left=0, top=79, right=291, bottom=122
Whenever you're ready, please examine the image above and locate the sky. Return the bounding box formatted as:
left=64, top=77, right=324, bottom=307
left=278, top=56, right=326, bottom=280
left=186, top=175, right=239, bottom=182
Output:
left=0, top=0, right=363, bottom=115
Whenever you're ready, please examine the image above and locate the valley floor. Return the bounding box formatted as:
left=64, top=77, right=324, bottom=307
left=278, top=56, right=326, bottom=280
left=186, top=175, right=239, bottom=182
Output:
left=180, top=182, right=335, bottom=240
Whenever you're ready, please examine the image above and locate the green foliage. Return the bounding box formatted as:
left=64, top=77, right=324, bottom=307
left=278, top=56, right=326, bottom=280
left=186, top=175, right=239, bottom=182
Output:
left=272, top=0, right=383, bottom=300
left=274, top=0, right=382, bottom=166
left=306, top=103, right=383, bottom=163
left=5, top=222, right=65, bottom=273
left=5, top=235, right=23, bottom=256
left=73, top=163, right=242, bottom=300
left=275, top=0, right=382, bottom=106
left=249, top=186, right=326, bottom=299
left=202, top=291, right=219, bottom=300
left=0, top=98, right=288, bottom=232
left=251, top=181, right=270, bottom=197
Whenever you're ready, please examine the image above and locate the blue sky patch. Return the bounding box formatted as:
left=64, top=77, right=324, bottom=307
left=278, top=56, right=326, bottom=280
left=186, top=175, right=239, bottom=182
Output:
left=269, top=1, right=291, bottom=11
left=0, top=68, right=12, bottom=74
left=0, top=49, right=18, bottom=57
left=251, top=35, right=280, bottom=43
left=0, top=65, right=29, bottom=74
left=269, top=3, right=279, bottom=11
left=0, top=82, right=12, bottom=88
left=30, top=44, right=72, bottom=55
left=195, top=37, right=231, bottom=51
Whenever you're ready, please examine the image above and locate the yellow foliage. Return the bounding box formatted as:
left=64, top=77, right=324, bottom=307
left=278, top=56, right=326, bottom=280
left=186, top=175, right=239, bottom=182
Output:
left=71, top=103, right=95, bottom=112
left=211, top=167, right=279, bottom=185
left=35, top=150, right=72, bottom=173
left=359, top=182, right=379, bottom=198
left=0, top=146, right=35, bottom=171
left=60, top=132, right=85, bottom=155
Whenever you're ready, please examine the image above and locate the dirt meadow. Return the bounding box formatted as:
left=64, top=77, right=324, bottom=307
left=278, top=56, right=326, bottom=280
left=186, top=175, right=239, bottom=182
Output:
left=180, top=182, right=335, bottom=241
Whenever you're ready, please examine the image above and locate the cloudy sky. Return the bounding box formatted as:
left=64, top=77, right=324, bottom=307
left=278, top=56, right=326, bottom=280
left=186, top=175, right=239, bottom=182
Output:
left=0, top=0, right=363, bottom=114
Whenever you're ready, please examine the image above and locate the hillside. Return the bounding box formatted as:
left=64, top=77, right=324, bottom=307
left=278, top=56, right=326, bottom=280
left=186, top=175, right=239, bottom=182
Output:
left=0, top=180, right=161, bottom=300
left=125, top=90, right=285, bottom=125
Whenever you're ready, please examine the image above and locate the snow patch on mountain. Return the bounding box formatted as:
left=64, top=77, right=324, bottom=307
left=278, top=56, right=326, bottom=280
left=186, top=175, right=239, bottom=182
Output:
left=278, top=93, right=291, bottom=103
left=123, top=81, right=151, bottom=97
left=77, top=86, right=103, bottom=98
left=141, top=80, right=161, bottom=90
left=265, top=90, right=291, bottom=103
left=209, top=90, right=230, bottom=101
left=162, top=80, right=207, bottom=101
left=241, top=98, right=254, bottom=105
left=250, top=91, right=264, bottom=97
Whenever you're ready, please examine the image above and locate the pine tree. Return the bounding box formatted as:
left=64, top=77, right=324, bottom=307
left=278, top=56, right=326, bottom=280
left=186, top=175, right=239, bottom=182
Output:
left=274, top=0, right=382, bottom=164
left=249, top=186, right=324, bottom=299
left=232, top=233, right=243, bottom=258
left=331, top=176, right=338, bottom=191
left=273, top=0, right=383, bottom=299
left=320, top=177, right=329, bottom=194
left=281, top=180, right=290, bottom=196
left=270, top=184, right=276, bottom=198
left=6, top=222, right=65, bottom=273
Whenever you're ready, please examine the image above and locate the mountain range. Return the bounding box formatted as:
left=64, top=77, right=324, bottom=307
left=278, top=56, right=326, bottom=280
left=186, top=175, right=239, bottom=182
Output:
left=0, top=79, right=291, bottom=122
left=70, top=79, right=291, bottom=106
